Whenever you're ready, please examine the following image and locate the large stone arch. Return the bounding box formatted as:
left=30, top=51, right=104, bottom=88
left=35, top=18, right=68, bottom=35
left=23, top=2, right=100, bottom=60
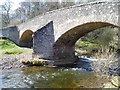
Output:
left=19, top=30, right=33, bottom=48
left=53, top=22, right=119, bottom=60
left=31, top=2, right=120, bottom=65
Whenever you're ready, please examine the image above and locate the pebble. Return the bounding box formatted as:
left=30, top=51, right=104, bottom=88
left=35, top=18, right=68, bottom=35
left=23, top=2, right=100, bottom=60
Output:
left=0, top=54, right=32, bottom=70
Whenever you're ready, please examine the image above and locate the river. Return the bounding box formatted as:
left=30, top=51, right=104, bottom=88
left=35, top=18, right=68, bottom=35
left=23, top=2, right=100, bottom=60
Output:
left=1, top=58, right=111, bottom=88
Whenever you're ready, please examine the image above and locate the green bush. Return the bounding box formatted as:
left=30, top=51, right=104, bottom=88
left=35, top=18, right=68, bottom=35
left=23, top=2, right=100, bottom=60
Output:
left=75, top=40, right=97, bottom=52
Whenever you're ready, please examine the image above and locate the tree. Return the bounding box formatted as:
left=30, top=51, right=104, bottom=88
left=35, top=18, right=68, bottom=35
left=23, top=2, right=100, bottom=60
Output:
left=1, top=0, right=12, bottom=27
left=10, top=0, right=77, bottom=24
left=30, top=2, right=42, bottom=18
left=59, top=0, right=75, bottom=8
left=20, top=1, right=32, bottom=20
left=15, top=7, right=27, bottom=23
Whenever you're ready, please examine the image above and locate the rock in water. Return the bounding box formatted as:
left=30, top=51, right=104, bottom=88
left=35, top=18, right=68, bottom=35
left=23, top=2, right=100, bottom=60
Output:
left=104, top=82, right=117, bottom=88
left=111, top=76, right=120, bottom=87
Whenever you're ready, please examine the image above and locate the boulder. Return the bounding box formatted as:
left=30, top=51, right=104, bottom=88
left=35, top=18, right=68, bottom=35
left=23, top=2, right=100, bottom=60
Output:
left=104, top=82, right=117, bottom=88
left=111, top=76, right=120, bottom=87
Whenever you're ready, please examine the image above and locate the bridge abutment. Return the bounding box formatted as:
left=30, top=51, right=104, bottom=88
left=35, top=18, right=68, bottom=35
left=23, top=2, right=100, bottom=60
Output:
left=53, top=45, right=75, bottom=59
left=33, top=21, right=77, bottom=65
left=33, top=21, right=55, bottom=60
left=20, top=2, right=120, bottom=66
left=52, top=45, right=78, bottom=65
left=0, top=26, right=19, bottom=44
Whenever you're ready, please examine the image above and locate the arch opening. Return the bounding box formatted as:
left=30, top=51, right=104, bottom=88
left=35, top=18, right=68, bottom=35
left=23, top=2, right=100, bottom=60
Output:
left=53, top=22, right=118, bottom=60
left=20, top=30, right=33, bottom=48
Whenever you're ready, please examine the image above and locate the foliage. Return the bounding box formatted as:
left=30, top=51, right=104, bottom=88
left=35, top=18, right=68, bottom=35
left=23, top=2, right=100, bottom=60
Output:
left=75, top=40, right=97, bottom=52
left=1, top=0, right=103, bottom=27
left=75, top=27, right=119, bottom=76
left=1, top=0, right=79, bottom=27
left=0, top=39, right=32, bottom=55
left=0, top=39, right=17, bottom=48
left=92, top=50, right=119, bottom=76
left=94, top=28, right=116, bottom=46
left=76, top=27, right=118, bottom=53
left=1, top=0, right=12, bottom=27
left=14, top=1, right=76, bottom=22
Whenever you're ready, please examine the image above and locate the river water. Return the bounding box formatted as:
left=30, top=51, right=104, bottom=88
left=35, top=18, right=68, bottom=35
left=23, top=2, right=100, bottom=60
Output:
left=1, top=58, right=109, bottom=88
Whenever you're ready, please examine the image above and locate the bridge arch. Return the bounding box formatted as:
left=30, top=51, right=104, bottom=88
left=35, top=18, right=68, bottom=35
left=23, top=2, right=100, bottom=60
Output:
left=26, top=2, right=120, bottom=65
left=53, top=22, right=118, bottom=59
left=19, top=30, right=33, bottom=48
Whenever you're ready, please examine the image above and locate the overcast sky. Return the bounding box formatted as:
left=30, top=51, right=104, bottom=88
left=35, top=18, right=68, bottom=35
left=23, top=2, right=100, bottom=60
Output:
left=0, top=0, right=73, bottom=11
left=0, top=0, right=118, bottom=11
left=0, top=0, right=25, bottom=10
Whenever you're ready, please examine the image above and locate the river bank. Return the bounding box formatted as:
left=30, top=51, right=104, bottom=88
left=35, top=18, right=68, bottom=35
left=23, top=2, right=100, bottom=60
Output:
left=0, top=54, right=32, bottom=70
left=1, top=54, right=120, bottom=88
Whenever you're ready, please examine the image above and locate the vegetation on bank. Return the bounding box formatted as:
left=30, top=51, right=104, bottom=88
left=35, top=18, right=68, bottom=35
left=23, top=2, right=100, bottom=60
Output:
left=75, top=27, right=119, bottom=78
left=104, top=76, right=120, bottom=88
left=76, top=40, right=97, bottom=52
left=75, top=27, right=118, bottom=55
left=0, top=39, right=32, bottom=55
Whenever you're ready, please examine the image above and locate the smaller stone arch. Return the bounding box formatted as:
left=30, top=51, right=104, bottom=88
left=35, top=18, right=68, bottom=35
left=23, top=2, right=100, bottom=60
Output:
left=19, top=30, right=33, bottom=48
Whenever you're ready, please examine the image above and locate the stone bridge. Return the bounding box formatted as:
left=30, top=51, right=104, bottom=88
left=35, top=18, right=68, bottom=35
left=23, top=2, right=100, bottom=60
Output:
left=1, top=1, right=120, bottom=65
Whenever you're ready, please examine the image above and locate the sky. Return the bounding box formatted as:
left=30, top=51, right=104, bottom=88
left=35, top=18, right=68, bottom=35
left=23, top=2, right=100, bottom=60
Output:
left=0, top=0, right=25, bottom=10
left=0, top=0, right=117, bottom=11
left=0, top=0, right=71, bottom=11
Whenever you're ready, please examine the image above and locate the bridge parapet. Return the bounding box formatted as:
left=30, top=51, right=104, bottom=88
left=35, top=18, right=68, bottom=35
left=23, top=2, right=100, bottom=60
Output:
left=18, top=1, right=120, bottom=40
left=1, top=1, right=120, bottom=41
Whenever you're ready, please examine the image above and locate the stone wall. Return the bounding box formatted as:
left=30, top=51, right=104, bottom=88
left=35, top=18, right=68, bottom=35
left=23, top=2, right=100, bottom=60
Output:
left=30, top=2, right=120, bottom=64
left=33, top=21, right=55, bottom=59
left=18, top=2, right=120, bottom=42
left=0, top=26, right=19, bottom=44
left=0, top=2, right=120, bottom=65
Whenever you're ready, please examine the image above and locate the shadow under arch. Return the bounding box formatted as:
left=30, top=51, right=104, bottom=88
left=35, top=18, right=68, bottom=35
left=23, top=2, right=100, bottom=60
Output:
left=19, top=30, right=33, bottom=48
left=53, top=22, right=119, bottom=59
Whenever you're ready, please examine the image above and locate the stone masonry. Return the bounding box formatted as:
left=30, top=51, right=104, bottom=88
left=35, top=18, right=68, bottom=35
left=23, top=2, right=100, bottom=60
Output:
left=0, top=1, right=120, bottom=65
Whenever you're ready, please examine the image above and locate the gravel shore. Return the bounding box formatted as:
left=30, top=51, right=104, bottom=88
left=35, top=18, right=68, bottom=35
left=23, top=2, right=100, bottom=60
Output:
left=0, top=54, right=32, bottom=70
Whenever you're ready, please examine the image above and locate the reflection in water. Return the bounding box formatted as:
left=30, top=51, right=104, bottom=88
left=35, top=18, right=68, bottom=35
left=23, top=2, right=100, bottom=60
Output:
left=22, top=66, right=97, bottom=88
left=2, top=69, right=29, bottom=88
left=0, top=70, right=2, bottom=89
left=2, top=66, right=108, bottom=88
left=1, top=59, right=109, bottom=88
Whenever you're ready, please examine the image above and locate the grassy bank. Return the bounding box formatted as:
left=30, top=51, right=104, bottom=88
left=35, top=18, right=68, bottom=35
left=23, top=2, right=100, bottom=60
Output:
left=0, top=39, right=32, bottom=55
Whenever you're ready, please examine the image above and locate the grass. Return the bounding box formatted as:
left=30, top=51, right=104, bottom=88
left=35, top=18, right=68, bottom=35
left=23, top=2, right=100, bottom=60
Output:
left=0, top=39, right=32, bottom=55
left=75, top=40, right=97, bottom=52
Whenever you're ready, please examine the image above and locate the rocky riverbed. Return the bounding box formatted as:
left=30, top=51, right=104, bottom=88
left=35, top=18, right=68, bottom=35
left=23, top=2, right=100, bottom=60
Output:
left=1, top=54, right=120, bottom=88
left=0, top=54, right=32, bottom=70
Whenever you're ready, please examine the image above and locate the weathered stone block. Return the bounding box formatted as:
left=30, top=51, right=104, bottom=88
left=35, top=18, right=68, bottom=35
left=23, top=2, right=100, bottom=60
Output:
left=0, top=26, right=19, bottom=44
left=33, top=21, right=54, bottom=59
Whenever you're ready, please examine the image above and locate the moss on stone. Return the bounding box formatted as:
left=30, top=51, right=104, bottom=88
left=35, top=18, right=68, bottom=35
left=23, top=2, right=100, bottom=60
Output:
left=20, top=58, right=48, bottom=66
